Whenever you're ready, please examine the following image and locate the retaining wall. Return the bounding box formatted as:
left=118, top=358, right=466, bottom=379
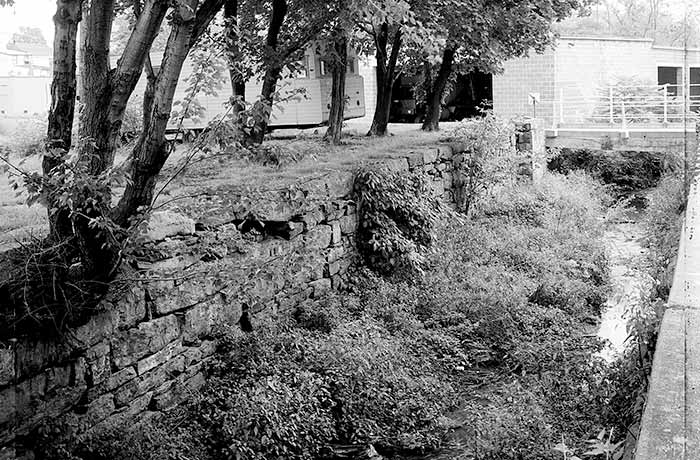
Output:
left=0, top=123, right=543, bottom=456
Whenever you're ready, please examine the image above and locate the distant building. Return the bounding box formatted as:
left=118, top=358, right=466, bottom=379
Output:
left=0, top=40, right=51, bottom=76
left=493, top=36, right=700, bottom=123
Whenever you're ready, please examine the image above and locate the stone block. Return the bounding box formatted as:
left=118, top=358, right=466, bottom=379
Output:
left=437, top=145, right=453, bottom=159
left=330, top=221, right=342, bottom=245
left=327, top=246, right=346, bottom=264
left=84, top=393, right=115, bottom=426
left=143, top=211, right=195, bottom=242
left=322, top=202, right=345, bottom=221
left=326, top=260, right=341, bottom=277
left=339, top=214, right=357, bottom=235
left=70, top=310, right=116, bottom=350
left=45, top=364, right=72, bottom=393
left=88, top=366, right=138, bottom=402
left=0, top=347, right=15, bottom=386
left=111, top=315, right=180, bottom=369
left=183, top=303, right=215, bottom=344
left=112, top=287, right=147, bottom=330
left=114, top=354, right=185, bottom=408
left=304, top=225, right=332, bottom=250
left=182, top=298, right=241, bottom=344
left=296, top=209, right=324, bottom=231
left=310, top=278, right=332, bottom=297
left=384, top=158, right=409, bottom=172
left=136, top=340, right=184, bottom=376
left=422, top=149, right=438, bottom=164
left=406, top=153, right=423, bottom=168
left=86, top=342, right=111, bottom=386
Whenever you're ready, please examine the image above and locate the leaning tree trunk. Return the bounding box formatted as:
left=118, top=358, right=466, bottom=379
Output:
left=115, top=0, right=202, bottom=226
left=250, top=0, right=287, bottom=145
left=422, top=47, right=455, bottom=132
left=367, top=24, right=401, bottom=137
left=324, top=34, right=348, bottom=145
left=79, top=0, right=167, bottom=176
left=44, top=0, right=82, bottom=241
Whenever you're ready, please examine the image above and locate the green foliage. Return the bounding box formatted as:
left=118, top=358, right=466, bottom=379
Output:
left=448, top=114, right=520, bottom=215
left=643, top=173, right=685, bottom=297
left=548, top=148, right=682, bottom=194
left=353, top=166, right=443, bottom=276
left=39, top=170, right=621, bottom=460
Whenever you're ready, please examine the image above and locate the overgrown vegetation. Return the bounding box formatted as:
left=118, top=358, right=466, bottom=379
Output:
left=353, top=166, right=443, bottom=276
left=548, top=148, right=682, bottom=195
left=40, top=165, right=632, bottom=460
left=449, top=114, right=522, bottom=215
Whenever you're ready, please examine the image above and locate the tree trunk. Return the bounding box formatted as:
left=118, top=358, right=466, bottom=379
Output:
left=79, top=0, right=167, bottom=176
left=45, top=0, right=81, bottom=165
left=250, top=0, right=287, bottom=145
left=78, top=0, right=114, bottom=175
left=44, top=0, right=82, bottom=240
left=224, top=0, right=245, bottom=102
left=114, top=0, right=202, bottom=226
left=324, top=34, right=347, bottom=145
left=422, top=47, right=454, bottom=132
left=367, top=24, right=401, bottom=137
left=106, top=0, right=168, bottom=162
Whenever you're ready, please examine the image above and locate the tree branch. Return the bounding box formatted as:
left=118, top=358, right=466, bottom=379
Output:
left=190, top=0, right=226, bottom=47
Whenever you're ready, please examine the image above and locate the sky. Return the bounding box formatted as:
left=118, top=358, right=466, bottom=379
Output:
left=0, top=0, right=55, bottom=47
left=0, top=0, right=696, bottom=50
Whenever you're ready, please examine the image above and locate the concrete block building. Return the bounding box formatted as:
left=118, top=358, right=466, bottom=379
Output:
left=493, top=36, right=700, bottom=125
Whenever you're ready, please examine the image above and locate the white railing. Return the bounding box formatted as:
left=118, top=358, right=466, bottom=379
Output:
left=537, top=83, right=700, bottom=130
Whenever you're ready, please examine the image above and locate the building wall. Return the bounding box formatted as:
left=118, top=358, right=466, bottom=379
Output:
left=0, top=77, right=50, bottom=116
left=494, top=37, right=700, bottom=124
left=492, top=50, right=555, bottom=121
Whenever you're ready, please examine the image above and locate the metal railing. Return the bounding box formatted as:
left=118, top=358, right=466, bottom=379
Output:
left=538, top=83, right=700, bottom=130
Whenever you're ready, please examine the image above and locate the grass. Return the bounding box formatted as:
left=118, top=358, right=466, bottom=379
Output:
left=0, top=153, right=46, bottom=252
left=0, top=119, right=451, bottom=249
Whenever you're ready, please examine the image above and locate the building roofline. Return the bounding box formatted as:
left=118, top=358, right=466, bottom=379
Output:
left=558, top=35, right=654, bottom=43
left=652, top=44, right=700, bottom=52
left=557, top=36, right=700, bottom=53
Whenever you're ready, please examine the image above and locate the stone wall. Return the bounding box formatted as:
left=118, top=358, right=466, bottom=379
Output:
left=0, top=125, right=543, bottom=455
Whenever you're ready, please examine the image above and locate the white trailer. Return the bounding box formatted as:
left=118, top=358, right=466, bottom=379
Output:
left=0, top=46, right=366, bottom=133
left=138, top=45, right=366, bottom=132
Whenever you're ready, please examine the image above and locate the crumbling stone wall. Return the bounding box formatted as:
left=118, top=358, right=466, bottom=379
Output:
left=0, top=129, right=543, bottom=453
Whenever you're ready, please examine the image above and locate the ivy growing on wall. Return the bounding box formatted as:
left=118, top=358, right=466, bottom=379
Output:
left=353, top=166, right=443, bottom=276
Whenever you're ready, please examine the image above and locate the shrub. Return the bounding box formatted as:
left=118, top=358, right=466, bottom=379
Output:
left=40, top=171, right=618, bottom=460
left=548, top=148, right=682, bottom=194
left=643, top=173, right=685, bottom=297
left=447, top=113, right=520, bottom=215
left=353, top=166, right=443, bottom=276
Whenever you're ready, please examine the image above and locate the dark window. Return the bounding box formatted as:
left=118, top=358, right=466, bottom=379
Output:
left=658, top=66, right=680, bottom=95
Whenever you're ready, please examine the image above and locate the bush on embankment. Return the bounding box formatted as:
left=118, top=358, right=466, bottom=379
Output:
left=548, top=148, right=682, bottom=194
left=39, top=166, right=625, bottom=460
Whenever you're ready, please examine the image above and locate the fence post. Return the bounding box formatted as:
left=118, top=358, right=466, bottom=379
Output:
left=663, top=84, right=668, bottom=125
left=609, top=86, right=614, bottom=125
